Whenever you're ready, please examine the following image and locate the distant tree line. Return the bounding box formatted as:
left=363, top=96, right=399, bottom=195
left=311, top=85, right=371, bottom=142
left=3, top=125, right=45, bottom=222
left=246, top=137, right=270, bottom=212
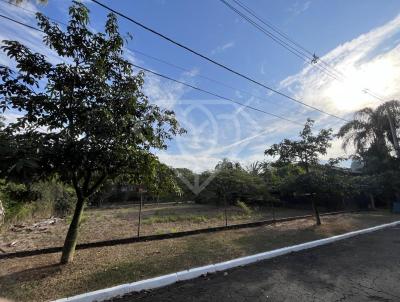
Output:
left=1, top=0, right=399, bottom=265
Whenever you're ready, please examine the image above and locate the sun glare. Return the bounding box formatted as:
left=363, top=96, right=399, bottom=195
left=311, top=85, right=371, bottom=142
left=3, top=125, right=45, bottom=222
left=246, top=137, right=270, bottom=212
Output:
left=323, top=48, right=400, bottom=113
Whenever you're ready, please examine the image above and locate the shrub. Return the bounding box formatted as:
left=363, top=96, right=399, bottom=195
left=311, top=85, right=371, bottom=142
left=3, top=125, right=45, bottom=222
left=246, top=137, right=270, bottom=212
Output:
left=54, top=190, right=75, bottom=217
left=236, top=200, right=253, bottom=216
left=0, top=179, right=75, bottom=223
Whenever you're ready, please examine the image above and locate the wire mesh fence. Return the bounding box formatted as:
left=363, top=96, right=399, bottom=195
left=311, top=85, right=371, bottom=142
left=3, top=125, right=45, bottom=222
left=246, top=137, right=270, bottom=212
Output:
left=0, top=196, right=364, bottom=257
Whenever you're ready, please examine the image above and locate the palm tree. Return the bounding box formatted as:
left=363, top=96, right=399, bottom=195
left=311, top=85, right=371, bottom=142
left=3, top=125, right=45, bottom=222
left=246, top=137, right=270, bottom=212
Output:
left=337, top=100, right=400, bottom=156
left=246, top=161, right=263, bottom=176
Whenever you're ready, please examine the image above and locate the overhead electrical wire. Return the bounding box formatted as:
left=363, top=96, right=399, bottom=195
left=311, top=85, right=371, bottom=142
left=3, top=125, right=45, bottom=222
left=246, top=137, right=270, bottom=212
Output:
left=127, top=48, right=295, bottom=112
left=0, top=0, right=296, bottom=113
left=230, top=0, right=345, bottom=79
left=0, top=13, right=42, bottom=31
left=131, top=64, right=304, bottom=125
left=89, top=0, right=348, bottom=122
left=0, top=13, right=304, bottom=126
left=0, top=0, right=347, bottom=122
left=220, top=0, right=388, bottom=104
left=218, top=0, right=342, bottom=82
left=1, top=0, right=389, bottom=118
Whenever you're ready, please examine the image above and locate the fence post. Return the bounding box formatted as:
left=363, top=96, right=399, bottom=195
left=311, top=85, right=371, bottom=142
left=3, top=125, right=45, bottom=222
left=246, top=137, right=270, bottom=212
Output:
left=271, top=199, right=276, bottom=221
left=224, top=195, right=228, bottom=227
left=137, top=191, right=143, bottom=237
left=311, top=195, right=321, bottom=225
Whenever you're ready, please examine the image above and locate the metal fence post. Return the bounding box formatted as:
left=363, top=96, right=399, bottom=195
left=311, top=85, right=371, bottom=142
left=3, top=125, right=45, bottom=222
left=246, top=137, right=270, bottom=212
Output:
left=137, top=191, right=143, bottom=237
left=224, top=195, right=228, bottom=227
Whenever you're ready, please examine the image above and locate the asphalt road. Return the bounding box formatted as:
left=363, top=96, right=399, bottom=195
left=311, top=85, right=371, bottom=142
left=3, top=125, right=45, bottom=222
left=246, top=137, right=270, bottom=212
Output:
left=109, top=226, right=400, bottom=302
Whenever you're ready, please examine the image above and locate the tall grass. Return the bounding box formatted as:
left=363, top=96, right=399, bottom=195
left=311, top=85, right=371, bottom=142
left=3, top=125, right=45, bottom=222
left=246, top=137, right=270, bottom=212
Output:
left=0, top=179, right=75, bottom=225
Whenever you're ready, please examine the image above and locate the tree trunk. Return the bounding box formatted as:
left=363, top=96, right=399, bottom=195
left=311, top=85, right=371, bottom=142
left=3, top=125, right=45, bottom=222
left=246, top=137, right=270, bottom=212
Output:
left=369, top=194, right=376, bottom=210
left=311, top=198, right=321, bottom=225
left=60, top=196, right=85, bottom=264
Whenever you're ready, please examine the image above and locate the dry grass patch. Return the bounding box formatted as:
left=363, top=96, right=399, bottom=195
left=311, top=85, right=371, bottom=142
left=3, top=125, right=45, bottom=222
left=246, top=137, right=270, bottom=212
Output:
left=0, top=211, right=398, bottom=302
left=0, top=204, right=311, bottom=252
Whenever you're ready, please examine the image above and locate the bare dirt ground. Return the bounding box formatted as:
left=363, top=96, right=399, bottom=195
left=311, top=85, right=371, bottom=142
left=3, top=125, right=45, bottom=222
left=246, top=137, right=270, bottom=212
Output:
left=0, top=203, right=312, bottom=253
left=110, top=225, right=400, bottom=302
left=0, top=211, right=398, bottom=302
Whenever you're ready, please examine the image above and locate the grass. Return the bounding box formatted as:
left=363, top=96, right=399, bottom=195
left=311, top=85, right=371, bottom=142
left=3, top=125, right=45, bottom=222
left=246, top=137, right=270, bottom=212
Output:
left=142, top=214, right=209, bottom=224
left=2, top=203, right=312, bottom=253
left=65, top=212, right=88, bottom=225
left=0, top=211, right=398, bottom=302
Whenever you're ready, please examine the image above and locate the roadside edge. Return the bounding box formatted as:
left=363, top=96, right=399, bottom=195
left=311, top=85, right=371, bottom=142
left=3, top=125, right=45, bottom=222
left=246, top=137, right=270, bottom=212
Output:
left=53, top=220, right=400, bottom=302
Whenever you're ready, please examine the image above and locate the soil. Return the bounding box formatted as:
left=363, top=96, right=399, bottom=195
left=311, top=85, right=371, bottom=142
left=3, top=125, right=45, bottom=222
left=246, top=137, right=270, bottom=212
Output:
left=0, top=211, right=398, bottom=302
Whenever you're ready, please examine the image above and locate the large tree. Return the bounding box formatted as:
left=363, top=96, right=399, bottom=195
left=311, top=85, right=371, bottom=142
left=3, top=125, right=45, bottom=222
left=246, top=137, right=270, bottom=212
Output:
left=265, top=119, right=333, bottom=224
left=0, top=2, right=183, bottom=263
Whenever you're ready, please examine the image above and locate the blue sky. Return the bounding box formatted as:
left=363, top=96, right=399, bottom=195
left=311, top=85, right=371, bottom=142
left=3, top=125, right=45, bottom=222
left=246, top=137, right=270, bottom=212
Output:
left=1, top=0, right=400, bottom=171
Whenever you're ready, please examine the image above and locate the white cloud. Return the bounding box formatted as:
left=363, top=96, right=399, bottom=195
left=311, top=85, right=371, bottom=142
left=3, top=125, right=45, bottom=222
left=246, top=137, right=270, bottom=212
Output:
left=157, top=103, right=304, bottom=172
left=277, top=13, right=400, bottom=162
left=158, top=153, right=220, bottom=173
left=142, top=72, right=189, bottom=110
left=280, top=14, right=400, bottom=115
left=211, top=41, right=235, bottom=55
left=0, top=1, right=65, bottom=67
left=288, top=1, right=311, bottom=16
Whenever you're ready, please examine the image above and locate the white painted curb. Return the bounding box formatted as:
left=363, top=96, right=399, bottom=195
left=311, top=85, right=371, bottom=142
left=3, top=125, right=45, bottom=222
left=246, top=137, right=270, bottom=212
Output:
left=53, top=220, right=400, bottom=302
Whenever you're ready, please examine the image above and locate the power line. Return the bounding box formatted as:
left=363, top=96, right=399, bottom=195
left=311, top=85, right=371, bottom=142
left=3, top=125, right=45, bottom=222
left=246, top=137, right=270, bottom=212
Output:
left=0, top=14, right=304, bottom=126
left=0, top=13, right=44, bottom=32
left=222, top=0, right=388, bottom=105
left=0, top=0, right=68, bottom=27
left=128, top=48, right=293, bottom=112
left=231, top=0, right=345, bottom=79
left=0, top=0, right=285, bottom=112
left=219, top=0, right=344, bottom=82
left=90, top=0, right=348, bottom=122
left=0, top=0, right=347, bottom=122
left=0, top=3, right=293, bottom=114
left=131, top=63, right=304, bottom=125
left=1, top=0, right=387, bottom=116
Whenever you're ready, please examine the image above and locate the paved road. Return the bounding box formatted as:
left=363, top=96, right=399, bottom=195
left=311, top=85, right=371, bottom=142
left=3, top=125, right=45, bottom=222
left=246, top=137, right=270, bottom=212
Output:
left=110, top=226, right=400, bottom=302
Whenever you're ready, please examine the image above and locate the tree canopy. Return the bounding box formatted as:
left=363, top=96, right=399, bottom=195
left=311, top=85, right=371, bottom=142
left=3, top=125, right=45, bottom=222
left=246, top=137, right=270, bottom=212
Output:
left=0, top=1, right=183, bottom=263
left=265, top=119, right=333, bottom=173
left=338, top=100, right=400, bottom=173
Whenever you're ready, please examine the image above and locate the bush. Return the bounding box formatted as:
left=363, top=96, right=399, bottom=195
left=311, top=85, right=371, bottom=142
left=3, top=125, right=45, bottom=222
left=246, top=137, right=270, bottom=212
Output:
left=54, top=190, right=75, bottom=217
left=2, top=182, right=40, bottom=203
left=236, top=200, right=253, bottom=216
left=0, top=179, right=75, bottom=223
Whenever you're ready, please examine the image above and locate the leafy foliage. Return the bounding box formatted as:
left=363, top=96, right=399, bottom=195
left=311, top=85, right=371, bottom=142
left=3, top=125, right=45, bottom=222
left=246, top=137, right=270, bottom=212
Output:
left=265, top=119, right=333, bottom=172
left=337, top=100, right=400, bottom=173
left=0, top=1, right=183, bottom=262
left=195, top=159, right=267, bottom=205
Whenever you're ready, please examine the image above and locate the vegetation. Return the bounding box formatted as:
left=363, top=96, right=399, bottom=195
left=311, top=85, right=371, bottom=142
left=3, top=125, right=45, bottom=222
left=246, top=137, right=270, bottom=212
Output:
left=0, top=2, right=183, bottom=263
left=265, top=119, right=333, bottom=224
left=1, top=2, right=400, bottom=301
left=1, top=211, right=398, bottom=302
left=1, top=0, right=400, bottom=269
left=338, top=100, right=400, bottom=172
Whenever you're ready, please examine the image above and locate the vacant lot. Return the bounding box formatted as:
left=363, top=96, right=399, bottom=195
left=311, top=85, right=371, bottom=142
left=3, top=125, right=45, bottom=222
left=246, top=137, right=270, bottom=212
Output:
left=0, top=203, right=312, bottom=252
left=0, top=211, right=398, bottom=302
left=110, top=226, right=400, bottom=302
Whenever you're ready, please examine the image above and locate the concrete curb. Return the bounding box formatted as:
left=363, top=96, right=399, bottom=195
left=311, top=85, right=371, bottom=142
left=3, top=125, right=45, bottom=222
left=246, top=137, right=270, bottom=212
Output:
left=53, top=220, right=400, bottom=302
left=1, top=210, right=350, bottom=260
